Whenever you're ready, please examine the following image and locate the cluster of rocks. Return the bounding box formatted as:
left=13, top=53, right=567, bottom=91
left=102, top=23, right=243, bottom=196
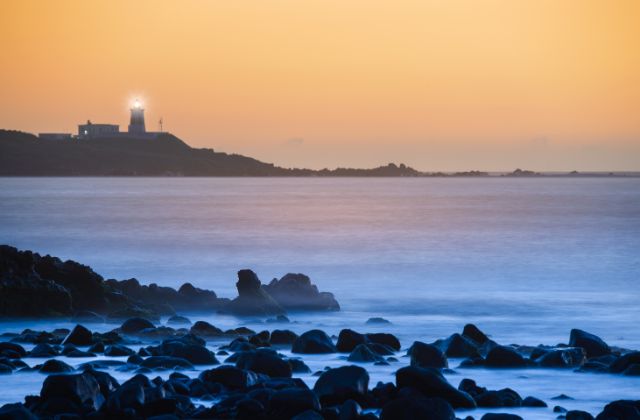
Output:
left=1, top=320, right=639, bottom=419
left=0, top=245, right=339, bottom=319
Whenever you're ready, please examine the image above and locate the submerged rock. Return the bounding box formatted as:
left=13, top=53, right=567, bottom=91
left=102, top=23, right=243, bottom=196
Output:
left=313, top=365, right=369, bottom=405
left=395, top=366, right=476, bottom=409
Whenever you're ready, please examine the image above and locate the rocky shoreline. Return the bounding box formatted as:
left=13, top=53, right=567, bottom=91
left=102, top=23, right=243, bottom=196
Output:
left=0, top=319, right=638, bottom=419
left=1, top=246, right=639, bottom=419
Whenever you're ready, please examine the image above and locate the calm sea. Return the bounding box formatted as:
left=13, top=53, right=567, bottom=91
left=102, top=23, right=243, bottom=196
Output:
left=0, top=177, right=638, bottom=416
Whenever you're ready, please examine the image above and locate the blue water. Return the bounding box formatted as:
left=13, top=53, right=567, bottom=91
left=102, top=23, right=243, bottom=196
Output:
left=0, top=177, right=639, bottom=417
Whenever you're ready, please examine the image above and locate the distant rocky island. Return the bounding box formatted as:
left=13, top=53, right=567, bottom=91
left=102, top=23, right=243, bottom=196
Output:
left=1, top=129, right=634, bottom=177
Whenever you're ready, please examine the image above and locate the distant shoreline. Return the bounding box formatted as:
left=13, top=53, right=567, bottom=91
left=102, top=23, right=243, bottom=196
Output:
left=1, top=129, right=638, bottom=177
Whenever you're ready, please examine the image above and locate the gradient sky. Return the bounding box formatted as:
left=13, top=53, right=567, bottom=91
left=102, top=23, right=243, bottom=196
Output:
left=1, top=0, right=639, bottom=171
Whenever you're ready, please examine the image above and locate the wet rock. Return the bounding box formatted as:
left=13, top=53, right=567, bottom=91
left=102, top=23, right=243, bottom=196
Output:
left=106, top=379, right=145, bottom=412
left=409, top=341, right=449, bottom=368
left=0, top=403, right=38, bottom=419
left=554, top=405, right=568, bottom=413
left=337, top=329, right=367, bottom=353
left=366, top=317, right=391, bottom=325
left=623, top=364, right=640, bottom=376
left=569, top=329, right=611, bottom=358
left=88, top=342, right=105, bottom=353
left=395, top=366, right=476, bottom=409
left=270, top=329, right=298, bottom=345
left=120, top=317, right=155, bottom=334
left=190, top=321, right=223, bottom=337
left=348, top=344, right=385, bottom=363
left=292, top=330, right=337, bottom=354
left=226, top=270, right=285, bottom=316
left=463, top=324, right=489, bottom=345
left=140, top=356, right=194, bottom=370
left=475, top=388, right=522, bottom=407
left=537, top=347, right=586, bottom=368
left=566, top=410, right=595, bottom=420
left=29, top=343, right=59, bottom=358
left=369, top=342, right=396, bottom=356
left=595, top=400, right=640, bottom=420
left=365, top=333, right=401, bottom=351
left=432, top=333, right=481, bottom=358
left=167, top=315, right=191, bottom=325
left=235, top=348, right=292, bottom=378
left=39, top=371, right=105, bottom=412
left=552, top=394, right=574, bottom=400
left=338, top=399, right=362, bottom=420
left=0, top=342, right=26, bottom=358
left=609, top=351, right=640, bottom=373
left=288, top=358, right=311, bottom=373
left=153, top=337, right=219, bottom=365
left=458, top=378, right=487, bottom=398
left=104, top=344, right=135, bottom=357
left=39, top=359, right=75, bottom=373
left=61, top=325, right=93, bottom=346
left=268, top=387, right=321, bottom=419
left=199, top=365, right=261, bottom=390
left=313, top=365, right=369, bottom=405
left=485, top=346, right=527, bottom=368
left=249, top=330, right=271, bottom=347
left=480, top=414, right=523, bottom=420
left=522, top=396, right=547, bottom=407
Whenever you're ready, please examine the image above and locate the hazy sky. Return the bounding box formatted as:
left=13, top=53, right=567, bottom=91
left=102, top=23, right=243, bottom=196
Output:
left=1, top=0, right=638, bottom=171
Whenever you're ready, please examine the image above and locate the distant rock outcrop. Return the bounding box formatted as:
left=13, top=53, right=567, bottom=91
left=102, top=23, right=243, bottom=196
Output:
left=263, top=273, right=340, bottom=311
left=0, top=245, right=340, bottom=318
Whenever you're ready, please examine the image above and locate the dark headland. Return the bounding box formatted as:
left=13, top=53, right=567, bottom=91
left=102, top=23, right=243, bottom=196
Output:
left=1, top=130, right=636, bottom=177
left=1, top=245, right=639, bottom=419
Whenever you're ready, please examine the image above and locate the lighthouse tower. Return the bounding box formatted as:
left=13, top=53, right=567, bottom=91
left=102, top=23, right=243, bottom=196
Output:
left=128, top=99, right=146, bottom=134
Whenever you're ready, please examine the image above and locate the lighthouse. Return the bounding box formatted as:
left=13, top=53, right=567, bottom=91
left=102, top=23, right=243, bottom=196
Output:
left=128, top=99, right=146, bottom=134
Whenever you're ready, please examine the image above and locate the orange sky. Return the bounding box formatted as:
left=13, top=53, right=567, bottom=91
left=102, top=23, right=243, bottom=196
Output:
left=1, top=0, right=639, bottom=171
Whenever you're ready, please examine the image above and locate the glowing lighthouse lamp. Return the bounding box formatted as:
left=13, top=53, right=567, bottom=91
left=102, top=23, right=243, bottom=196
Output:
left=128, top=99, right=146, bottom=134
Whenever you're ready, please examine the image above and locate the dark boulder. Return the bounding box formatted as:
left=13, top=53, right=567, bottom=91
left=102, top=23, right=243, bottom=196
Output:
left=380, top=397, right=456, bottom=420
left=288, top=358, right=311, bottom=374
left=268, top=387, right=321, bottom=419
left=0, top=403, right=38, bottom=420
left=409, top=341, right=448, bottom=368
left=0, top=342, right=26, bottom=358
left=226, top=270, right=285, bottom=316
left=481, top=414, right=523, bottom=420
left=270, top=329, right=298, bottom=345
left=120, top=317, right=155, bottom=334
left=40, top=371, right=105, bottom=412
left=475, top=388, right=522, bottom=407
left=29, top=343, right=59, bottom=358
left=462, top=324, right=489, bottom=344
left=313, top=365, right=369, bottom=405
left=106, top=380, right=145, bottom=412
left=567, top=410, right=595, bottom=420
left=395, top=366, right=476, bottom=409
left=104, top=344, right=135, bottom=357
left=262, top=273, right=340, bottom=311
left=522, top=396, right=547, bottom=407
left=39, top=359, right=75, bottom=373
left=140, top=356, right=194, bottom=370
left=537, top=347, right=586, bottom=368
left=569, top=329, right=611, bottom=358
left=595, top=400, right=640, bottom=420
left=190, top=320, right=223, bottom=337
left=154, top=338, right=219, bottom=365
left=199, top=365, right=261, bottom=390
left=610, top=352, right=640, bottom=373
left=485, top=346, right=527, bottom=368
left=235, top=348, right=292, bottom=378
left=337, top=329, right=367, bottom=353
left=458, top=378, right=487, bottom=398
left=432, top=333, right=480, bottom=358
left=348, top=344, right=385, bottom=363
left=292, top=330, right=337, bottom=354
left=62, top=325, right=93, bottom=346
left=365, top=333, right=401, bottom=351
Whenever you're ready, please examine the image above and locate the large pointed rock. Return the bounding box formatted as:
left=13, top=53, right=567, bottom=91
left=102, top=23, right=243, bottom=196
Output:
left=226, top=270, right=285, bottom=316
